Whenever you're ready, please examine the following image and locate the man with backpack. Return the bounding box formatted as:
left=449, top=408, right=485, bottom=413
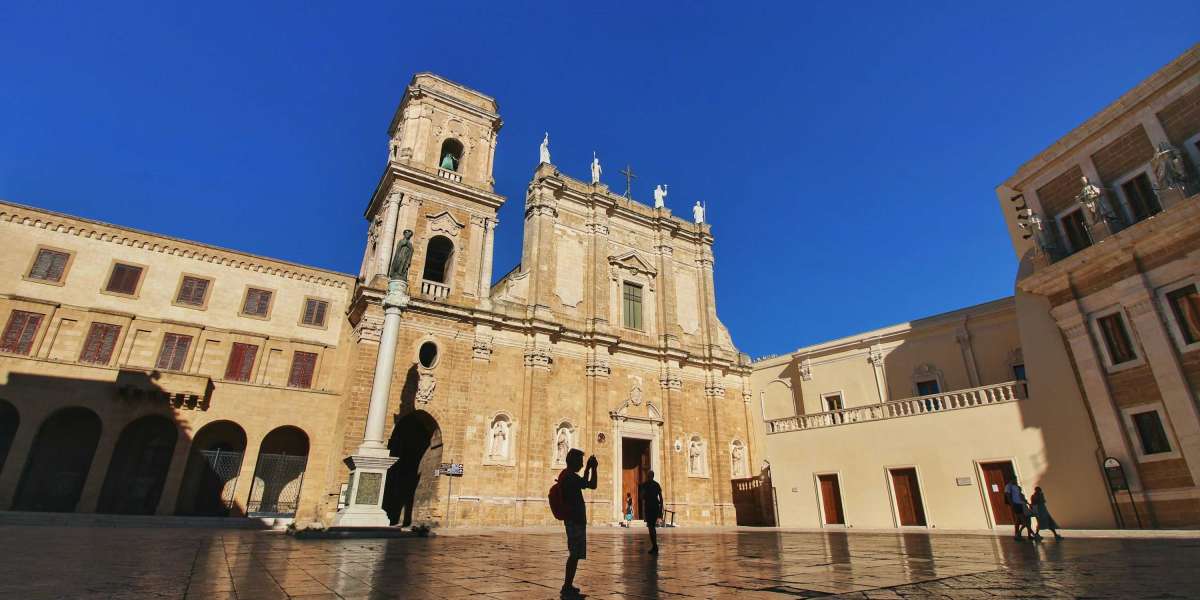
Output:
left=552, top=449, right=597, bottom=598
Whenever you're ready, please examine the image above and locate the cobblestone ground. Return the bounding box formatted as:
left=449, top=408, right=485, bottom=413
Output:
left=3, top=525, right=1199, bottom=599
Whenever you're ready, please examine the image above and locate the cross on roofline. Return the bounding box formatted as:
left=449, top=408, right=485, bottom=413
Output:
left=619, top=164, right=637, bottom=198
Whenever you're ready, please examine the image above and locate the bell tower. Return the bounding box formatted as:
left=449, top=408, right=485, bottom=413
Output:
left=357, top=73, right=505, bottom=307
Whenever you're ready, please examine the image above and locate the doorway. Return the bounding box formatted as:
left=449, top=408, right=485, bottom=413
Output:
left=621, top=437, right=651, bottom=519
left=889, top=467, right=927, bottom=527
left=817, top=474, right=845, bottom=525
left=382, top=410, right=442, bottom=526
left=979, top=461, right=1017, bottom=526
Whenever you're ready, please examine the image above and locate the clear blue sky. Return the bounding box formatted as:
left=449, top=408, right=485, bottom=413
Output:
left=2, top=2, right=1196, bottom=358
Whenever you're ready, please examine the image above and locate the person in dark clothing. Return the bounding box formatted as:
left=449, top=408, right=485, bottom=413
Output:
left=560, top=449, right=597, bottom=598
left=638, top=470, right=664, bottom=554
left=1030, top=486, right=1063, bottom=540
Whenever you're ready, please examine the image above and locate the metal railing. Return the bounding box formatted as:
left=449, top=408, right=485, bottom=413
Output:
left=766, top=380, right=1024, bottom=434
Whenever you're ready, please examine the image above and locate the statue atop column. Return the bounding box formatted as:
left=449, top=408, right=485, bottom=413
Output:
left=389, top=229, right=415, bottom=280
left=692, top=201, right=705, bottom=224
left=539, top=133, right=551, bottom=165
left=590, top=152, right=602, bottom=184
left=653, top=184, right=668, bottom=209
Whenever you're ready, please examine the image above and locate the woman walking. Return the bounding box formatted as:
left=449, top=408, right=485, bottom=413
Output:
left=1030, top=486, right=1063, bottom=540
left=623, top=493, right=634, bottom=527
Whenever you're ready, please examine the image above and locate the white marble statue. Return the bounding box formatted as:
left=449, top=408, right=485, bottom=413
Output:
left=539, top=133, right=551, bottom=165
left=489, top=418, right=510, bottom=460
left=591, top=152, right=602, bottom=184
left=415, top=370, right=436, bottom=405
left=1079, top=176, right=1102, bottom=213
left=555, top=427, right=570, bottom=464
left=692, top=201, right=705, bottom=224
left=688, top=439, right=704, bottom=474
left=731, top=443, right=747, bottom=477
left=653, top=184, right=668, bottom=209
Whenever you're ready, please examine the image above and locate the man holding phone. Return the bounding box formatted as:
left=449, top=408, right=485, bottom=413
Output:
left=559, top=449, right=598, bottom=598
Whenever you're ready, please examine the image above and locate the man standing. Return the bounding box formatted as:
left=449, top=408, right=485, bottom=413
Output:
left=1003, top=477, right=1029, bottom=540
left=560, top=449, right=597, bottom=598
left=639, top=470, right=664, bottom=554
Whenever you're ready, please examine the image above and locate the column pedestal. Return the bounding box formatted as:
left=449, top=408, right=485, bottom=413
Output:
left=332, top=279, right=410, bottom=528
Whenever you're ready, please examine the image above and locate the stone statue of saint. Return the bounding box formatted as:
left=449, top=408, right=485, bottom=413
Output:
left=692, top=201, right=705, bottom=224
left=489, top=419, right=510, bottom=459
left=555, top=428, right=569, bottom=463
left=688, top=439, right=703, bottom=474
left=731, top=443, right=747, bottom=477
left=1078, top=176, right=1102, bottom=213
left=1152, top=142, right=1191, bottom=191
left=591, top=152, right=602, bottom=184
left=389, top=230, right=415, bottom=280
left=539, top=133, right=551, bottom=164
left=653, top=184, right=668, bottom=209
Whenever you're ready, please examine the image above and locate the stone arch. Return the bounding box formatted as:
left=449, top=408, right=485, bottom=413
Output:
left=383, top=410, right=442, bottom=526
left=247, top=426, right=310, bottom=517
left=421, top=235, right=455, bottom=284
left=0, top=399, right=18, bottom=477
left=762, top=379, right=796, bottom=420
left=175, top=420, right=247, bottom=516
left=97, top=415, right=177, bottom=515
left=438, top=138, right=464, bottom=172
left=13, top=407, right=102, bottom=512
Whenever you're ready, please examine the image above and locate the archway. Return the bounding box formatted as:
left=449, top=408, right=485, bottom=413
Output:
left=175, top=421, right=246, bottom=516
left=97, top=415, right=177, bottom=514
left=13, top=407, right=102, bottom=512
left=438, top=138, right=463, bottom=172
left=0, top=399, right=18, bottom=477
left=382, top=410, right=442, bottom=526
left=247, top=426, right=310, bottom=517
left=421, top=236, right=454, bottom=284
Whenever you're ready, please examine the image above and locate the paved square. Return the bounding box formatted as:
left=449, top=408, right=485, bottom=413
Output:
left=3, top=525, right=1199, bottom=599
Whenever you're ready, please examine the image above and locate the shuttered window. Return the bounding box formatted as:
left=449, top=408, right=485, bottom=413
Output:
left=622, top=282, right=643, bottom=330
left=155, top=333, right=193, bottom=371
left=224, top=342, right=258, bottom=381
left=1132, top=410, right=1172, bottom=455
left=1166, top=285, right=1200, bottom=345
left=105, top=263, right=144, bottom=295
left=241, top=288, right=273, bottom=317
left=1, top=310, right=44, bottom=355
left=288, top=351, right=319, bottom=389
left=175, top=276, right=211, bottom=307
left=80, top=322, right=122, bottom=364
left=1098, top=313, right=1137, bottom=365
left=301, top=298, right=329, bottom=327
left=28, top=249, right=70, bottom=282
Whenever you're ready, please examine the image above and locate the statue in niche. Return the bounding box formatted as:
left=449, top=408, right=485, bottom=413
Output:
left=692, top=201, right=705, bottom=224
left=731, top=442, right=747, bottom=478
left=591, top=152, right=602, bottom=184
left=629, top=376, right=643, bottom=406
left=488, top=418, right=511, bottom=460
left=415, top=369, right=436, bottom=405
left=653, top=184, right=668, bottom=209
left=555, top=426, right=570, bottom=464
left=688, top=438, right=704, bottom=474
left=539, top=133, right=551, bottom=164
left=1152, top=142, right=1192, bottom=191
left=389, top=229, right=415, bottom=280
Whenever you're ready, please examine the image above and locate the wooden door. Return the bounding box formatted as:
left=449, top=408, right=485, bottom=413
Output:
left=980, top=461, right=1016, bottom=526
left=621, top=438, right=649, bottom=519
left=890, top=468, right=927, bottom=526
left=818, top=474, right=845, bottom=525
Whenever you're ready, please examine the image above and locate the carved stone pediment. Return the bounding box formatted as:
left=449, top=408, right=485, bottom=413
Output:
left=608, top=251, right=657, bottom=278
left=426, top=211, right=465, bottom=237
left=611, top=398, right=663, bottom=425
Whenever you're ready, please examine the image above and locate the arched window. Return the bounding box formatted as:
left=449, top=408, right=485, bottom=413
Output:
left=421, top=236, right=454, bottom=283
left=439, top=139, right=463, bottom=172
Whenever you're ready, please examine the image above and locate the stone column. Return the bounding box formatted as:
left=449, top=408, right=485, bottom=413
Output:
left=1120, top=280, right=1200, bottom=487
left=477, top=217, right=497, bottom=307
left=1052, top=303, right=1143, bottom=491
left=332, top=280, right=409, bottom=527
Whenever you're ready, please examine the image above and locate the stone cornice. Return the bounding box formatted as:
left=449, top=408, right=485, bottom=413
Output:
left=364, top=162, right=506, bottom=219
left=388, top=73, right=502, bottom=136
left=0, top=200, right=354, bottom=290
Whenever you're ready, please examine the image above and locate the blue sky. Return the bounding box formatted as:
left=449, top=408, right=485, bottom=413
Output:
left=2, top=2, right=1197, bottom=358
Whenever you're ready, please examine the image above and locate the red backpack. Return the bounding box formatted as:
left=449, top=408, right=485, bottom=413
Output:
left=548, top=469, right=570, bottom=521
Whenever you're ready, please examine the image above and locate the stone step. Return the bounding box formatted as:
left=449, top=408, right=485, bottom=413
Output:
left=0, top=510, right=290, bottom=530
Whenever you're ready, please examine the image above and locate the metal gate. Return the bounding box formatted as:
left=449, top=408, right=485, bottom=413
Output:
left=199, top=448, right=243, bottom=514
left=246, top=453, right=308, bottom=517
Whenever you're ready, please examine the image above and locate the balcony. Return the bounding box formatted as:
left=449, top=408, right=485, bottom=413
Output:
left=420, top=279, right=450, bottom=301
left=437, top=168, right=463, bottom=183
left=765, top=380, right=1024, bottom=434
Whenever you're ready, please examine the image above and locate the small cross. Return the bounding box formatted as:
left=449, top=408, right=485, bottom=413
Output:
left=619, top=164, right=637, bottom=198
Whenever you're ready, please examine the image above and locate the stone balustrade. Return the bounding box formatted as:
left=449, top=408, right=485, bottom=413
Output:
left=437, top=168, right=463, bottom=183
left=766, top=380, right=1024, bottom=434
left=420, top=279, right=450, bottom=301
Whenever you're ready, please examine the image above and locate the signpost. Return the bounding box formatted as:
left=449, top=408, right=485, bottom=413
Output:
left=1102, top=457, right=1141, bottom=529
left=436, top=463, right=464, bottom=528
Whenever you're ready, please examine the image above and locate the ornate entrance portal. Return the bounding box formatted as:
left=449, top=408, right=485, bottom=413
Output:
left=609, top=395, right=663, bottom=521
left=622, top=438, right=651, bottom=519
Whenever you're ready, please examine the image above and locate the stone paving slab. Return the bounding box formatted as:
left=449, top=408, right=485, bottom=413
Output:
left=2, top=524, right=1199, bottom=599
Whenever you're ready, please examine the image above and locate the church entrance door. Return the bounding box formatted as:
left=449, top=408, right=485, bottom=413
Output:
left=621, top=437, right=651, bottom=520
left=382, top=411, right=442, bottom=527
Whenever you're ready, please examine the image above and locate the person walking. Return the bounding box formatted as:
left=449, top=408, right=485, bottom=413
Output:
left=1003, top=477, right=1030, bottom=540
left=639, top=470, right=664, bottom=554
left=1030, top=486, right=1063, bottom=541
left=623, top=493, right=634, bottom=527
left=559, top=449, right=597, bottom=598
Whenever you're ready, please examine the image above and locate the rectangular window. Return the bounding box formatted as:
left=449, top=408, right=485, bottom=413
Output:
left=288, top=351, right=319, bottom=389
left=79, top=322, right=122, bottom=365
left=916, top=379, right=940, bottom=396
left=301, top=298, right=329, bottom=327
left=1012, top=363, right=1028, bottom=397
left=27, top=248, right=70, bottom=282
left=1, top=310, right=44, bottom=355
left=105, top=263, right=144, bottom=295
left=622, top=282, right=643, bottom=330
left=1059, top=209, right=1092, bottom=253
left=175, top=276, right=211, bottom=307
left=224, top=342, right=258, bottom=382
left=1166, top=285, right=1200, bottom=346
left=1098, top=313, right=1137, bottom=365
left=1121, top=173, right=1162, bottom=223
left=155, top=333, right=193, bottom=371
left=241, top=288, right=273, bottom=317
left=1131, top=410, right=1172, bottom=455
left=823, top=394, right=844, bottom=412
